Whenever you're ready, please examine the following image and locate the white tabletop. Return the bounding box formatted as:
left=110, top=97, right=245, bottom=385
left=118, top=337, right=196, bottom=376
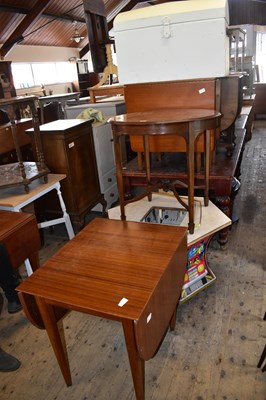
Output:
left=0, top=174, right=66, bottom=209
left=108, top=193, right=231, bottom=246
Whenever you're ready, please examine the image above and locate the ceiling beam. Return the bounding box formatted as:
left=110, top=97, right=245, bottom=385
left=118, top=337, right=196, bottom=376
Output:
left=0, top=0, right=55, bottom=59
left=0, top=4, right=86, bottom=24
left=79, top=0, right=165, bottom=60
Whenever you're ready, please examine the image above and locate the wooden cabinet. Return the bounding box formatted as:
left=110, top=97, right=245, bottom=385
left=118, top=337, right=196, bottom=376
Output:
left=65, top=101, right=127, bottom=211
left=28, top=119, right=106, bottom=230
left=76, top=72, right=90, bottom=97
left=0, top=61, right=16, bottom=99
left=72, top=60, right=99, bottom=97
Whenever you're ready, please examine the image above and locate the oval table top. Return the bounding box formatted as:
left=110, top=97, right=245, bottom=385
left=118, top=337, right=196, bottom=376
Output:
left=108, top=108, right=221, bottom=126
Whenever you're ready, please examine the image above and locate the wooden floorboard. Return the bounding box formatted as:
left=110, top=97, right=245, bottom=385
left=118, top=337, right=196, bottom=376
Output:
left=0, top=121, right=265, bottom=400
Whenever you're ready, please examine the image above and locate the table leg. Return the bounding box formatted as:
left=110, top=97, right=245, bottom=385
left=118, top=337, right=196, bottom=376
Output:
left=89, top=90, right=96, bottom=103
left=122, top=320, right=145, bottom=400
left=55, top=183, right=75, bottom=239
left=169, top=307, right=177, bottom=331
left=214, top=195, right=231, bottom=248
left=35, top=296, right=72, bottom=386
left=28, top=252, right=40, bottom=272
left=114, top=136, right=126, bottom=220
left=204, top=129, right=210, bottom=207
left=40, top=105, right=44, bottom=124
left=188, top=124, right=195, bottom=234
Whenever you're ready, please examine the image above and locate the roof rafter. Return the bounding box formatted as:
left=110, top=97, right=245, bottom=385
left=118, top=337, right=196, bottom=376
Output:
left=79, top=0, right=140, bottom=59
left=0, top=3, right=86, bottom=24
left=0, top=0, right=55, bottom=59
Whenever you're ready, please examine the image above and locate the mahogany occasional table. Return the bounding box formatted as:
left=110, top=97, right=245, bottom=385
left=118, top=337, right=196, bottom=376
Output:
left=109, top=108, right=221, bottom=234
left=17, top=218, right=187, bottom=400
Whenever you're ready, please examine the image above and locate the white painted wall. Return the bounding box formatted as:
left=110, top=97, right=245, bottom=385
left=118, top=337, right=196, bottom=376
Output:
left=2, top=44, right=81, bottom=95
left=4, top=44, right=80, bottom=62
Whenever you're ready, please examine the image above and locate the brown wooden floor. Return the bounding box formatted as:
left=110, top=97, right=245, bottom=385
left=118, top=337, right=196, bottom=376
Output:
left=0, top=121, right=265, bottom=400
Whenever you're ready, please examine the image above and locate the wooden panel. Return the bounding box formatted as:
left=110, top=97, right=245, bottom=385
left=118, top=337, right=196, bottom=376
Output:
left=0, top=210, right=40, bottom=270
left=135, top=233, right=187, bottom=360
left=125, top=79, right=217, bottom=113
left=124, top=79, right=218, bottom=153
left=254, top=83, right=266, bottom=115
left=220, top=74, right=243, bottom=132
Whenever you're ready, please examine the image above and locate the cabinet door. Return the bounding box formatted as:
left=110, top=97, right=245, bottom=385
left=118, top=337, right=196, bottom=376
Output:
left=65, top=128, right=101, bottom=212
left=93, top=123, right=115, bottom=177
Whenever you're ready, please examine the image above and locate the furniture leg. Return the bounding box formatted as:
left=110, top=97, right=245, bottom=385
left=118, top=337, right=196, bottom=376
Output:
left=10, top=118, right=27, bottom=183
left=257, top=345, right=266, bottom=369
left=188, top=123, right=195, bottom=234
left=30, top=102, right=46, bottom=171
left=143, top=136, right=151, bottom=191
left=55, top=183, right=75, bottom=239
left=36, top=183, right=75, bottom=239
left=214, top=195, right=231, bottom=248
left=195, top=152, right=201, bottom=173
left=114, top=136, right=126, bottom=220
left=122, top=320, right=145, bottom=400
left=169, top=307, right=177, bottom=331
left=204, top=129, right=210, bottom=207
left=137, top=152, right=143, bottom=171
left=24, top=259, right=33, bottom=276
left=258, top=312, right=266, bottom=372
left=28, top=252, right=40, bottom=272
left=89, top=91, right=95, bottom=103
left=35, top=296, right=72, bottom=386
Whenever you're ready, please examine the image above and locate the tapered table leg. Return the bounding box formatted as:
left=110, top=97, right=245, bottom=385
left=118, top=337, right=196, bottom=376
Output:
left=122, top=320, right=145, bottom=400
left=188, top=123, right=195, bottom=234
left=204, top=129, right=211, bottom=206
left=35, top=297, right=72, bottom=386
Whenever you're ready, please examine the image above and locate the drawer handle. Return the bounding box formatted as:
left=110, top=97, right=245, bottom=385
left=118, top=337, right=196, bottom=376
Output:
left=108, top=178, right=112, bottom=182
